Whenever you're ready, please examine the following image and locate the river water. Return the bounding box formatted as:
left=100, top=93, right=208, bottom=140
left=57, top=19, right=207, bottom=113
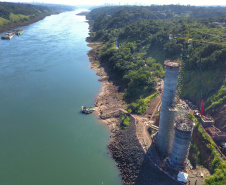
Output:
left=0, top=10, right=122, bottom=185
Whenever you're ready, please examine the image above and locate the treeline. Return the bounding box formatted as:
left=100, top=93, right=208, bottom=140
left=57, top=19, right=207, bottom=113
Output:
left=0, top=2, right=52, bottom=20
left=88, top=5, right=226, bottom=31
left=88, top=5, right=226, bottom=114
left=31, top=3, right=76, bottom=12
left=0, top=2, right=75, bottom=32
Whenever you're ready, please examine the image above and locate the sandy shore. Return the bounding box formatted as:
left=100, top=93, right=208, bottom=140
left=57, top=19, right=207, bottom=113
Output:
left=87, top=41, right=126, bottom=131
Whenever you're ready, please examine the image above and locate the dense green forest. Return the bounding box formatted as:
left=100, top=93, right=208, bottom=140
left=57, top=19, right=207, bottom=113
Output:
left=89, top=5, right=226, bottom=31
left=87, top=5, right=226, bottom=184
left=0, top=2, right=75, bottom=32
left=88, top=5, right=226, bottom=114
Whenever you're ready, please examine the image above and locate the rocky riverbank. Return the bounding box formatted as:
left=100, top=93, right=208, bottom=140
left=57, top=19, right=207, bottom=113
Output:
left=87, top=36, right=145, bottom=184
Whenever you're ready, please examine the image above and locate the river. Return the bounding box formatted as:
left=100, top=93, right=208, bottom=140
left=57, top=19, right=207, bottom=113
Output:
left=0, top=10, right=122, bottom=185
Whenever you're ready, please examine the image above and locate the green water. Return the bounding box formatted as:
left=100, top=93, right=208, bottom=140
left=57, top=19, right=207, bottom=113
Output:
left=0, top=10, right=121, bottom=185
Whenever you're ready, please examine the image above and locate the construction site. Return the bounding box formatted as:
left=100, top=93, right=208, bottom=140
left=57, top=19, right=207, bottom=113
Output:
left=90, top=27, right=225, bottom=185
left=136, top=60, right=195, bottom=183
left=91, top=47, right=225, bottom=184
left=135, top=59, right=225, bottom=184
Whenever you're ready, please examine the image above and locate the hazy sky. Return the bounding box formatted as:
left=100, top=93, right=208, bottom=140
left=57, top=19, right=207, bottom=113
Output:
left=1, top=0, right=226, bottom=6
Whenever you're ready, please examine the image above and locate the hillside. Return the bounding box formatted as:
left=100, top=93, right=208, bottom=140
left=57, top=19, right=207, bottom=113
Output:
left=88, top=5, right=226, bottom=31
left=87, top=5, right=226, bottom=184
left=0, top=2, right=75, bottom=33
left=88, top=5, right=226, bottom=130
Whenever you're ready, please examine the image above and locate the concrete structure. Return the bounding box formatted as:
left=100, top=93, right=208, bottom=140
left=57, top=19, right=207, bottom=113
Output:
left=200, top=116, right=214, bottom=128
left=168, top=118, right=194, bottom=169
left=156, top=60, right=180, bottom=157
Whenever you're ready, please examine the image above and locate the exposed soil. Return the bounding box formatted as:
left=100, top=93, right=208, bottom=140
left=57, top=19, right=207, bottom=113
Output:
left=212, top=107, right=226, bottom=132
left=192, top=127, right=213, bottom=169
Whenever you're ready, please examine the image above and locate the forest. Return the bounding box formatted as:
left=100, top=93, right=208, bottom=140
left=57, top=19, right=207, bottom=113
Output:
left=87, top=5, right=226, bottom=184
left=0, top=2, right=75, bottom=32
left=88, top=5, right=226, bottom=114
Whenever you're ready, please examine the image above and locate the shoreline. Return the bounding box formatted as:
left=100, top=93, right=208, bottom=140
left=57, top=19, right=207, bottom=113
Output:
left=86, top=29, right=144, bottom=184
left=87, top=41, right=145, bottom=184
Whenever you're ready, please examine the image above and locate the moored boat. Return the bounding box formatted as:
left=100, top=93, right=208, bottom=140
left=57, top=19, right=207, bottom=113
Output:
left=82, top=106, right=95, bottom=114
left=14, top=29, right=24, bottom=35
left=1, top=29, right=24, bottom=40
left=1, top=32, right=15, bottom=40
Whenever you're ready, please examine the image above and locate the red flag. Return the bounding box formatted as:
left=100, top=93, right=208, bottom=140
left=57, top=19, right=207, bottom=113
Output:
left=201, top=99, right=204, bottom=115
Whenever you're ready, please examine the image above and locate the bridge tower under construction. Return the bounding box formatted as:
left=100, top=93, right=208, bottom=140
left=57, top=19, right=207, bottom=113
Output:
left=156, top=60, right=180, bottom=157
left=168, top=117, right=194, bottom=169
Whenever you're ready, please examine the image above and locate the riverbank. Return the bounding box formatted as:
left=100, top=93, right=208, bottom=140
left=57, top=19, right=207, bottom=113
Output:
left=0, top=12, right=61, bottom=34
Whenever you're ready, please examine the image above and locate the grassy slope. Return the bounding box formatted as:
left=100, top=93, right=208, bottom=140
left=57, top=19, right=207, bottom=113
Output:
left=9, top=13, right=30, bottom=23
left=147, top=44, right=225, bottom=122
left=0, top=12, right=52, bottom=33
left=0, top=2, right=71, bottom=33
left=0, top=12, right=53, bottom=33
left=147, top=45, right=181, bottom=64
left=182, top=70, right=224, bottom=104
left=0, top=17, right=9, bottom=26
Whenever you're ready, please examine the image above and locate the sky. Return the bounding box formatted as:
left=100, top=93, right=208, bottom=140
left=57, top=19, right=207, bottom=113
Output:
left=1, top=0, right=226, bottom=6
